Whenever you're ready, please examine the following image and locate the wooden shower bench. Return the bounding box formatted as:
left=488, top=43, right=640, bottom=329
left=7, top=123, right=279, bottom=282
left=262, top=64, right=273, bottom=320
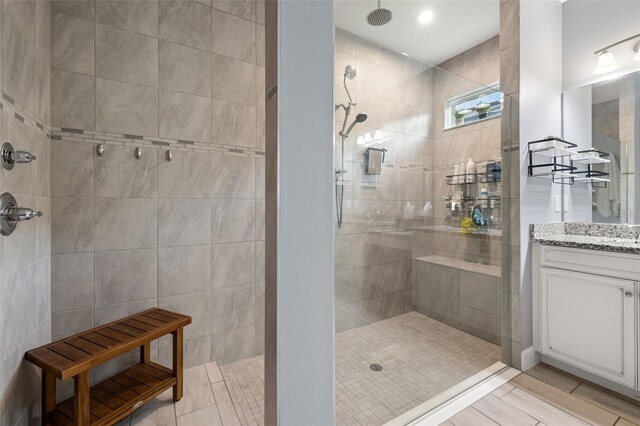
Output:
left=25, top=308, right=191, bottom=426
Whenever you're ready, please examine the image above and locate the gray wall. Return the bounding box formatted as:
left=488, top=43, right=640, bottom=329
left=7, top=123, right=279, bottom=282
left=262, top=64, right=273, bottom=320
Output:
left=519, top=0, right=563, bottom=366
left=49, top=0, right=267, bottom=380
left=0, top=0, right=52, bottom=424
left=264, top=0, right=336, bottom=422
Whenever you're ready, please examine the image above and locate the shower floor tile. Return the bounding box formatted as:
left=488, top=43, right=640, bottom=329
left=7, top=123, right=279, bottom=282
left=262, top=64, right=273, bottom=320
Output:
left=222, top=311, right=500, bottom=425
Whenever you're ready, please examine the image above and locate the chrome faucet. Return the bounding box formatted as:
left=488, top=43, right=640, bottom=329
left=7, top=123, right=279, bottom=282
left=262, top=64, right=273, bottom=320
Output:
left=1, top=142, right=36, bottom=170
left=0, top=192, right=43, bottom=236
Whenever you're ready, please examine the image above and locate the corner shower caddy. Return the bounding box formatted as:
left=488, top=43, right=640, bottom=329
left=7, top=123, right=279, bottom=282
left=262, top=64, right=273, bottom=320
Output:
left=526, top=137, right=610, bottom=187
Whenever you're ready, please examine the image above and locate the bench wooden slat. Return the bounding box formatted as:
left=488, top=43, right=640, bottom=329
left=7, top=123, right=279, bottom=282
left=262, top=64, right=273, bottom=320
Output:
left=94, top=327, right=132, bottom=344
left=142, top=311, right=176, bottom=323
left=46, top=410, right=74, bottom=426
left=123, top=368, right=162, bottom=387
left=98, top=379, right=140, bottom=400
left=137, top=363, right=173, bottom=381
left=66, top=337, right=105, bottom=355
left=91, top=388, right=127, bottom=411
left=121, top=318, right=155, bottom=332
left=48, top=342, right=91, bottom=363
left=82, top=332, right=120, bottom=349
left=112, top=374, right=151, bottom=395
left=57, top=400, right=100, bottom=423
left=154, top=309, right=182, bottom=319
left=108, top=323, right=145, bottom=338
left=89, top=397, right=112, bottom=419
left=131, top=315, right=165, bottom=327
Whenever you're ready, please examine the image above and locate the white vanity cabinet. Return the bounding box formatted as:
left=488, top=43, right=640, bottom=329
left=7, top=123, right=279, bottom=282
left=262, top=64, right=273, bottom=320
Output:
left=533, top=244, right=640, bottom=392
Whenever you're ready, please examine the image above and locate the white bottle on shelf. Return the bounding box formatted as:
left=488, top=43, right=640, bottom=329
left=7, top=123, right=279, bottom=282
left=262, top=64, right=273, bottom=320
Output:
left=453, top=163, right=462, bottom=183
left=465, top=158, right=476, bottom=182
left=480, top=187, right=488, bottom=208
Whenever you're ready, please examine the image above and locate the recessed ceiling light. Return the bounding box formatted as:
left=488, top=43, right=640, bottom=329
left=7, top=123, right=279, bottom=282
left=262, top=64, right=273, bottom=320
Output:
left=418, top=10, right=433, bottom=25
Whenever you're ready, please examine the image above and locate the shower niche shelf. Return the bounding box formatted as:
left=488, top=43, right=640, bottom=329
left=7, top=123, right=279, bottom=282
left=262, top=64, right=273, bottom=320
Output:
left=445, top=172, right=487, bottom=185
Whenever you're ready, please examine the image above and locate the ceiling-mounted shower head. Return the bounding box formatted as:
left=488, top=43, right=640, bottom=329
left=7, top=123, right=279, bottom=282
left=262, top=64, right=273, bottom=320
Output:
left=344, top=65, right=356, bottom=80
left=367, top=0, right=393, bottom=26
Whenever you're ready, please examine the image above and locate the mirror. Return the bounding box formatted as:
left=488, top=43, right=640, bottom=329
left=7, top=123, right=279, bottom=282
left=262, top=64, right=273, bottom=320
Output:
left=563, top=71, right=640, bottom=224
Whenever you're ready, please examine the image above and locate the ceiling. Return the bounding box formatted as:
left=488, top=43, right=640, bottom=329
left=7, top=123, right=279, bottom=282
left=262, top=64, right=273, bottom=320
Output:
left=334, top=0, right=500, bottom=65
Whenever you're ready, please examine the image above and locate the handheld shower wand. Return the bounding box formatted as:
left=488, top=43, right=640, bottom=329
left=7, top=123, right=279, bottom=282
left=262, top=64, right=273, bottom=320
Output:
left=335, top=66, right=369, bottom=229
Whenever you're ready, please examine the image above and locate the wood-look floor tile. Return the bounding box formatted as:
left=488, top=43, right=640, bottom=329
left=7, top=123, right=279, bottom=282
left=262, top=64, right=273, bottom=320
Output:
left=572, top=384, right=640, bottom=425
left=211, top=382, right=242, bottom=426
left=492, top=382, right=515, bottom=398
left=473, top=394, right=538, bottom=425
left=177, top=405, right=223, bottom=426
left=511, top=374, right=618, bottom=425
left=526, top=364, right=581, bottom=393
left=449, top=407, right=499, bottom=426
left=205, top=361, right=224, bottom=383
left=501, top=387, right=589, bottom=425
left=615, top=418, right=640, bottom=426
left=174, top=365, right=216, bottom=417
left=131, top=399, right=176, bottom=426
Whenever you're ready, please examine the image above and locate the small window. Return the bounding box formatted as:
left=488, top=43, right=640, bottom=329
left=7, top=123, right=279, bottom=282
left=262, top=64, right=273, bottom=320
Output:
left=444, top=83, right=502, bottom=130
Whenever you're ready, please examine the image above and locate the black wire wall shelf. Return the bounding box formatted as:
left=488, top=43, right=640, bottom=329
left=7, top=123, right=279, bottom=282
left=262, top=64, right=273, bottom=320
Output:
left=527, top=137, right=577, bottom=185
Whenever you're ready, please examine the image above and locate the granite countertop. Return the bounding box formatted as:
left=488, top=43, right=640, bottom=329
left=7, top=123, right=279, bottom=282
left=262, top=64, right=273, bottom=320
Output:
left=531, top=222, right=640, bottom=254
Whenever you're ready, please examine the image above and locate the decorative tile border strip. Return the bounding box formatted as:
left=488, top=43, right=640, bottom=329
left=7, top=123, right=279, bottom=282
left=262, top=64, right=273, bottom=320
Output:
left=1, top=92, right=51, bottom=138
left=50, top=127, right=266, bottom=158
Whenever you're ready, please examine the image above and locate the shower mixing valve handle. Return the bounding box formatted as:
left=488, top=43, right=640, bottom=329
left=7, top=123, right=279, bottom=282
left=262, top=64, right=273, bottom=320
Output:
left=0, top=192, right=43, bottom=236
left=4, top=207, right=43, bottom=222
left=1, top=142, right=36, bottom=170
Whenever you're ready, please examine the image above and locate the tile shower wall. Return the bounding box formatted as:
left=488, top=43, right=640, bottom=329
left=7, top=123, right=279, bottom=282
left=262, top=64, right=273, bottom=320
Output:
left=0, top=0, right=52, bottom=424
left=49, top=0, right=266, bottom=373
left=415, top=36, right=502, bottom=265
left=334, top=28, right=432, bottom=331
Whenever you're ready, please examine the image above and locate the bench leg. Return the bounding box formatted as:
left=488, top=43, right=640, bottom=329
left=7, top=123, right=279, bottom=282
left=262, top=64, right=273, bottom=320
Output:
left=140, top=342, right=151, bottom=364
left=172, top=328, right=183, bottom=401
left=42, top=371, right=56, bottom=422
left=74, top=371, right=90, bottom=426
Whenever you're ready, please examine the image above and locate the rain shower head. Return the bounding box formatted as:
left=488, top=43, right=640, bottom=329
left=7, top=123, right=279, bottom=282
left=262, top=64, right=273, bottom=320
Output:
left=367, top=0, right=393, bottom=26
left=342, top=113, right=368, bottom=137
left=344, top=65, right=356, bottom=80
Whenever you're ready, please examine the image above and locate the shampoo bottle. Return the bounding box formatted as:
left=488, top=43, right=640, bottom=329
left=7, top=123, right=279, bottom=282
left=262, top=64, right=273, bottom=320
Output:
left=465, top=158, right=476, bottom=182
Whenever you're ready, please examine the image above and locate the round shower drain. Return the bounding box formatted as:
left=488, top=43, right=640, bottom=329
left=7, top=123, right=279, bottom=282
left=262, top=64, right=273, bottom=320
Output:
left=369, top=363, right=383, bottom=372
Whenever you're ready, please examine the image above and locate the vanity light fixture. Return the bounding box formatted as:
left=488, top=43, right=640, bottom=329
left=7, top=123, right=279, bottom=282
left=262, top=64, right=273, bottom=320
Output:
left=418, top=10, right=433, bottom=25
left=593, top=51, right=619, bottom=75
left=593, top=32, right=640, bottom=74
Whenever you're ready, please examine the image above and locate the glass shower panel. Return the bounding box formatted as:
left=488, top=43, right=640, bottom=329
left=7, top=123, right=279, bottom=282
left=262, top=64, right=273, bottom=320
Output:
left=334, top=27, right=510, bottom=425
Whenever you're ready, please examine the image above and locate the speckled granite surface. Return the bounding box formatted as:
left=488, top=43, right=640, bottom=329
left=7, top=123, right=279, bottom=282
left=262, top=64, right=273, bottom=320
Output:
left=531, top=222, right=640, bottom=254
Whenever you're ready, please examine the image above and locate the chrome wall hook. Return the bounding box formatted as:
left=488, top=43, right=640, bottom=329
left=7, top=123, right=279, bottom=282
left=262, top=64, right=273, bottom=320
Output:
left=0, top=192, right=43, bottom=236
left=135, top=147, right=142, bottom=160
left=166, top=150, right=173, bottom=162
left=1, top=142, right=36, bottom=170
left=96, top=144, right=104, bottom=157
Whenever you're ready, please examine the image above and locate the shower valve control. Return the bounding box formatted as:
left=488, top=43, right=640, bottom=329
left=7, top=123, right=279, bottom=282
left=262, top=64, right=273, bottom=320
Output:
left=1, top=142, right=36, bottom=170
left=0, top=192, right=43, bottom=236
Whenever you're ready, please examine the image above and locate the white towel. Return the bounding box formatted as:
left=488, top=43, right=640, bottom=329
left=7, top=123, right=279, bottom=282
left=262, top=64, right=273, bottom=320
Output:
left=595, top=153, right=620, bottom=218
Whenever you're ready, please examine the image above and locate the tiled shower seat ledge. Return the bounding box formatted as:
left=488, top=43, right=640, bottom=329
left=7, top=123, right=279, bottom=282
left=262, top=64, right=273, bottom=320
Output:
left=531, top=222, right=640, bottom=254
left=414, top=255, right=501, bottom=277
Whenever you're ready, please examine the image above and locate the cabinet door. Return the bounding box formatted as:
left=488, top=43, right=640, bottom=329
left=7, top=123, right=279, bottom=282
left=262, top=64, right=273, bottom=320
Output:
left=540, top=268, right=636, bottom=387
